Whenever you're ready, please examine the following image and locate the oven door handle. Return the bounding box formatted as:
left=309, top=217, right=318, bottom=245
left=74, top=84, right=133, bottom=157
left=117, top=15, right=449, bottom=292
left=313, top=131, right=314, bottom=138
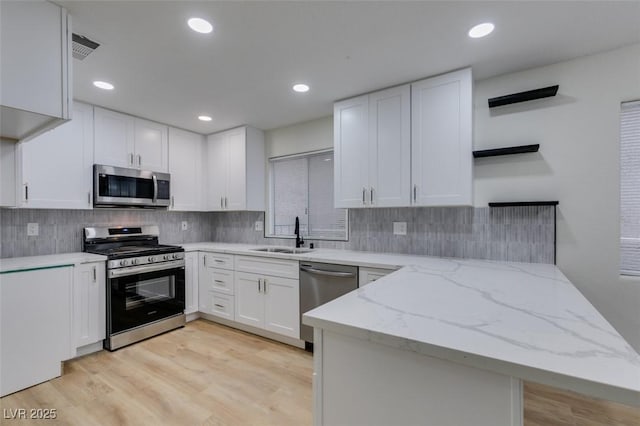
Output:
left=152, top=174, right=158, bottom=204
left=108, top=261, right=185, bottom=278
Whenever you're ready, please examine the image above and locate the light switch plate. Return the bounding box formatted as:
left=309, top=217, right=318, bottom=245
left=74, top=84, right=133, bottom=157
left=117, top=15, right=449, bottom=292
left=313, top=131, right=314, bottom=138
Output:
left=181, top=221, right=188, bottom=231
left=255, top=221, right=264, bottom=232
left=393, top=222, right=407, bottom=235
left=27, top=222, right=39, bottom=236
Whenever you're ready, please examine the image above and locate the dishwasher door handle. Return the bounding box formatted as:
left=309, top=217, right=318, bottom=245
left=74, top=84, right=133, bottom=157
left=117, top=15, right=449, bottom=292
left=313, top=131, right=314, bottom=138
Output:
left=300, top=265, right=356, bottom=278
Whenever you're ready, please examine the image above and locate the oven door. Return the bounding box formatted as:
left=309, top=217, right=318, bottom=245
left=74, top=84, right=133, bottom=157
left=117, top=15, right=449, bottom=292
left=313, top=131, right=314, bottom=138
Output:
left=108, top=266, right=185, bottom=335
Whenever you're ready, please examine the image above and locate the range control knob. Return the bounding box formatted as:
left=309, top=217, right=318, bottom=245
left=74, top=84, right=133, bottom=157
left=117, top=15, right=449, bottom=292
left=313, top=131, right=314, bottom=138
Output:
left=172, top=253, right=179, bottom=260
left=119, top=259, right=129, bottom=267
left=131, top=258, right=139, bottom=265
left=148, top=256, right=156, bottom=263
left=163, top=255, right=169, bottom=261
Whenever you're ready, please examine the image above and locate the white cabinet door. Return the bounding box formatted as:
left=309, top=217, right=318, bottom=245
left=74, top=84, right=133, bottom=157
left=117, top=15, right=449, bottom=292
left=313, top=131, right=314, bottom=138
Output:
left=135, top=118, right=168, bottom=172
left=263, top=275, right=299, bottom=339
left=225, top=127, right=247, bottom=210
left=94, top=107, right=135, bottom=168
left=73, top=262, right=106, bottom=350
left=20, top=102, right=94, bottom=209
left=411, top=68, right=472, bottom=206
left=185, top=252, right=199, bottom=316
left=0, top=0, right=71, bottom=130
left=206, top=132, right=227, bottom=211
left=234, top=271, right=265, bottom=329
left=369, top=85, right=411, bottom=207
left=169, top=128, right=205, bottom=211
left=334, top=95, right=369, bottom=208
left=1, top=266, right=72, bottom=397
left=0, top=139, right=17, bottom=207
left=358, top=267, right=393, bottom=287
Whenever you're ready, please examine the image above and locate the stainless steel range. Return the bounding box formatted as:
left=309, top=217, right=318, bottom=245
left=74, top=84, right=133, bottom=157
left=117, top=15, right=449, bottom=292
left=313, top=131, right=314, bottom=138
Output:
left=83, top=225, right=185, bottom=351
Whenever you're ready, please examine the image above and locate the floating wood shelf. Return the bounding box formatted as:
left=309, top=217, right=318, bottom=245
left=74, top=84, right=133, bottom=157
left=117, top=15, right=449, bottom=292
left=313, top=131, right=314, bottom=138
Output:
left=488, top=201, right=559, bottom=207
left=473, top=144, right=539, bottom=158
left=488, top=85, right=559, bottom=108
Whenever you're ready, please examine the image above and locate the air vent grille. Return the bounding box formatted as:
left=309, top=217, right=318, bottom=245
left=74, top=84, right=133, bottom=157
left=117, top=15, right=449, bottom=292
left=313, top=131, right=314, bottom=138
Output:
left=72, top=33, right=100, bottom=60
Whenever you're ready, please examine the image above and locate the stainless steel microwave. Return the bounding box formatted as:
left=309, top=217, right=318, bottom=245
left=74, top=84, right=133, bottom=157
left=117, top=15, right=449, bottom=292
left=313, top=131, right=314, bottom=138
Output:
left=94, top=164, right=171, bottom=208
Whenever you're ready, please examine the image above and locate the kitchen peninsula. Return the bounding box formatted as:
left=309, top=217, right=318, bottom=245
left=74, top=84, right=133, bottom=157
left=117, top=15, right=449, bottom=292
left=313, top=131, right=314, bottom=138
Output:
left=303, top=257, right=640, bottom=426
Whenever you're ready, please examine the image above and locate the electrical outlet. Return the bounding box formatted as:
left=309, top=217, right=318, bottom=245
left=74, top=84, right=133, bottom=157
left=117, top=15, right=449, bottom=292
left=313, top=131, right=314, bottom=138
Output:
left=27, top=223, right=39, bottom=236
left=181, top=221, right=188, bottom=231
left=255, top=221, right=264, bottom=232
left=393, top=222, right=407, bottom=236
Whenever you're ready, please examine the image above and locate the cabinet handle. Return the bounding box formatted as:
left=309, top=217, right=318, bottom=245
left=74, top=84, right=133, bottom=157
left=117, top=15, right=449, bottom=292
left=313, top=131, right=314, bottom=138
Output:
left=214, top=304, right=225, bottom=309
left=214, top=279, right=224, bottom=284
left=203, top=256, right=207, bottom=267
left=362, top=187, right=366, bottom=205
left=413, top=184, right=417, bottom=202
left=24, top=184, right=28, bottom=202
left=87, top=191, right=91, bottom=205
left=370, top=187, right=374, bottom=204
left=129, top=153, right=134, bottom=166
left=224, top=197, right=228, bottom=208
left=137, top=154, right=142, bottom=167
left=93, top=266, right=97, bottom=282
left=263, top=278, right=267, bottom=293
left=258, top=278, right=262, bottom=292
left=170, top=196, right=174, bottom=208
left=220, top=197, right=224, bottom=209
left=214, top=259, right=224, bottom=263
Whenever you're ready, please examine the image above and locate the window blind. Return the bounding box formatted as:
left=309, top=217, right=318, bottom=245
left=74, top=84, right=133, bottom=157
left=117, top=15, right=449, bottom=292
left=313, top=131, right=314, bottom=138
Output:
left=621, top=101, right=640, bottom=275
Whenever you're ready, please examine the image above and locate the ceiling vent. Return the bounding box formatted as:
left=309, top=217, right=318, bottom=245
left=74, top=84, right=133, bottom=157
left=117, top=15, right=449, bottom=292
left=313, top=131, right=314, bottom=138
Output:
left=72, top=33, right=100, bottom=60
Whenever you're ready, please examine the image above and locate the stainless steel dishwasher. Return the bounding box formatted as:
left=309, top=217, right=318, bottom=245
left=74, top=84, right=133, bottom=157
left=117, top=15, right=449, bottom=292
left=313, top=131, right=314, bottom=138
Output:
left=300, top=262, right=358, bottom=347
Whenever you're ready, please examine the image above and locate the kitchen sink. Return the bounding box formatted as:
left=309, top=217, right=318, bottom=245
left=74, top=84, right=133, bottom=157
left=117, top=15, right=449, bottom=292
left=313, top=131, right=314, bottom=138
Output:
left=250, top=247, right=314, bottom=254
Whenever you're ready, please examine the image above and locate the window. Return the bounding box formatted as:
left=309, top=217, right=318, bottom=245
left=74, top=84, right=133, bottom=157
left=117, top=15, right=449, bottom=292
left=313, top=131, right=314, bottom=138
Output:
left=621, top=100, right=640, bottom=275
left=268, top=150, right=348, bottom=240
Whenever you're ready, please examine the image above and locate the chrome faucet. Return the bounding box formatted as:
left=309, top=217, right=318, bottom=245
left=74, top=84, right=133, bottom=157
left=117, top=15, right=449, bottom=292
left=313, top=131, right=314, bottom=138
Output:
left=295, top=216, right=304, bottom=248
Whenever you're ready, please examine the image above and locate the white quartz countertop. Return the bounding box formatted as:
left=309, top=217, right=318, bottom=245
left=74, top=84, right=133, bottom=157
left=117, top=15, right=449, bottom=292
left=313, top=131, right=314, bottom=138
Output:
left=0, top=253, right=107, bottom=274
left=303, top=257, right=640, bottom=407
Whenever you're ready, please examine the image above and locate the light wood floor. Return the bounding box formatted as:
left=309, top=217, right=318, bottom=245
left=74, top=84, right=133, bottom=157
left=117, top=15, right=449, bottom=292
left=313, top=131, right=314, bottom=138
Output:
left=1, top=319, right=639, bottom=426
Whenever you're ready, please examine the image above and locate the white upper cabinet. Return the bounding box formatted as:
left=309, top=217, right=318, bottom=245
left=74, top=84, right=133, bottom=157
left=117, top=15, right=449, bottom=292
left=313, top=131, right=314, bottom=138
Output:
left=94, top=108, right=135, bottom=168
left=334, top=86, right=410, bottom=208
left=134, top=118, right=168, bottom=171
left=168, top=127, right=205, bottom=211
left=0, top=0, right=71, bottom=141
left=205, top=126, right=265, bottom=211
left=334, top=68, right=472, bottom=208
left=369, top=85, right=411, bottom=207
left=94, top=107, right=168, bottom=172
left=19, top=102, right=94, bottom=209
left=334, top=95, right=369, bottom=208
left=411, top=68, right=473, bottom=206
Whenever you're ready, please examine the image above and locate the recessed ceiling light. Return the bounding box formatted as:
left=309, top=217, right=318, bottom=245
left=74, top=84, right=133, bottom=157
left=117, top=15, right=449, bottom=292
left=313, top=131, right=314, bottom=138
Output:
left=188, top=17, right=213, bottom=34
left=468, top=22, right=494, bottom=38
left=93, top=80, right=114, bottom=90
left=198, top=115, right=212, bottom=122
left=293, top=83, right=309, bottom=93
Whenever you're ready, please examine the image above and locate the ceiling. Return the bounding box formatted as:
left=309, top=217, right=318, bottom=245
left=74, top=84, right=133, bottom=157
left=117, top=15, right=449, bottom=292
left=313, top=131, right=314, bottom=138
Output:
left=59, top=1, right=640, bottom=135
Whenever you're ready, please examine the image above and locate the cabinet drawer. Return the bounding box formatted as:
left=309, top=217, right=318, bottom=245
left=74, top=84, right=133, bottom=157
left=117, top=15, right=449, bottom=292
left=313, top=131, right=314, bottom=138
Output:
left=235, top=255, right=298, bottom=279
left=202, top=252, right=234, bottom=270
left=209, top=292, right=235, bottom=320
left=201, top=268, right=234, bottom=295
left=359, top=266, right=394, bottom=287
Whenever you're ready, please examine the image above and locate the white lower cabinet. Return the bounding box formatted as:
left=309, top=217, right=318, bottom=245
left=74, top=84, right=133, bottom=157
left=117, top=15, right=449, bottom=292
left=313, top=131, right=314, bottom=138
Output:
left=1, top=266, right=73, bottom=397
left=359, top=266, right=394, bottom=287
left=198, top=252, right=236, bottom=320
left=72, top=261, right=106, bottom=353
left=235, top=271, right=300, bottom=338
left=185, top=252, right=199, bottom=316
left=234, top=256, right=300, bottom=339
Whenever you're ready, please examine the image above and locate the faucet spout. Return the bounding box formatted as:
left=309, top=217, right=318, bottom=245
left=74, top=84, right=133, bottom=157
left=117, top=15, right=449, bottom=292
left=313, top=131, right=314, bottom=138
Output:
left=295, top=216, right=304, bottom=248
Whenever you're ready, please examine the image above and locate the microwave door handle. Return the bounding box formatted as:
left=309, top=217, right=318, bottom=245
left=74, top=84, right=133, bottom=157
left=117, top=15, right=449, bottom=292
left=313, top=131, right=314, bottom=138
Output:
left=152, top=174, right=158, bottom=203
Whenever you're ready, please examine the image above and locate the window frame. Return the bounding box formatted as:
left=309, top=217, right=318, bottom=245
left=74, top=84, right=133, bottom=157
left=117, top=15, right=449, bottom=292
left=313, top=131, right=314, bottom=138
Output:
left=620, top=99, right=640, bottom=276
left=265, top=149, right=349, bottom=242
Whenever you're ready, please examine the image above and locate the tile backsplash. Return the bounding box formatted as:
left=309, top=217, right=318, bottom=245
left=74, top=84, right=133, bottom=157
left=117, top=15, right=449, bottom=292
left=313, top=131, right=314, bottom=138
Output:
left=1, top=205, right=555, bottom=264
left=0, top=209, right=214, bottom=258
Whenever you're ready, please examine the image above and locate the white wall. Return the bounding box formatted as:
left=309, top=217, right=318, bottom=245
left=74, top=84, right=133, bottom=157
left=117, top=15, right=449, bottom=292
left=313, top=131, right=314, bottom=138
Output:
left=265, top=44, right=640, bottom=350
left=475, top=44, right=640, bottom=351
